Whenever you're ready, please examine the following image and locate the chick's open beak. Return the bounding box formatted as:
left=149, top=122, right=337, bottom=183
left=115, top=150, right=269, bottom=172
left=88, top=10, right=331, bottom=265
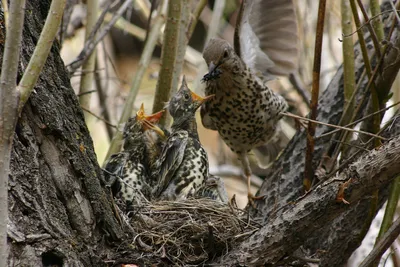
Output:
left=136, top=103, right=146, bottom=119
left=190, top=91, right=214, bottom=104
left=144, top=109, right=164, bottom=124
left=136, top=103, right=165, bottom=138
left=142, top=120, right=165, bottom=138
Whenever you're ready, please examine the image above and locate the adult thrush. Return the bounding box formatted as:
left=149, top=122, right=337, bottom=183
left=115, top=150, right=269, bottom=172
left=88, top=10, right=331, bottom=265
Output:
left=103, top=104, right=165, bottom=207
left=152, top=77, right=213, bottom=200
left=201, top=0, right=298, bottom=204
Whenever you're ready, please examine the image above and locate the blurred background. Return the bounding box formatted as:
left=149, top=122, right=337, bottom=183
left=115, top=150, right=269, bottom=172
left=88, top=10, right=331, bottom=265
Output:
left=59, top=0, right=400, bottom=265
left=61, top=0, right=326, bottom=207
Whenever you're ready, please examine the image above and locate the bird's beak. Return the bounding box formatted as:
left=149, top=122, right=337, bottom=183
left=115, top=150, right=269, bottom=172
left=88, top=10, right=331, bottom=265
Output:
left=201, top=61, right=222, bottom=83
left=208, top=61, right=217, bottom=73
left=190, top=91, right=214, bottom=105
left=144, top=109, right=165, bottom=124
left=136, top=103, right=165, bottom=138
left=136, top=103, right=146, bottom=118
left=142, top=120, right=165, bottom=138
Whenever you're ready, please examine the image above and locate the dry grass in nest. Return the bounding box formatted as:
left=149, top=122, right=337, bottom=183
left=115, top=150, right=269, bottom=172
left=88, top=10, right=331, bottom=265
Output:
left=123, top=198, right=260, bottom=265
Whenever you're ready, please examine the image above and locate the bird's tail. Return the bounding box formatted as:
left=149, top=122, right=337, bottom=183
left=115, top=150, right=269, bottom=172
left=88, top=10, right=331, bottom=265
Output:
left=251, top=119, right=295, bottom=168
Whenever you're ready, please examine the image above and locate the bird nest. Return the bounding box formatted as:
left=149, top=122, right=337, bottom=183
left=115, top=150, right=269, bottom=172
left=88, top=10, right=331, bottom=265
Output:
left=115, top=198, right=260, bottom=266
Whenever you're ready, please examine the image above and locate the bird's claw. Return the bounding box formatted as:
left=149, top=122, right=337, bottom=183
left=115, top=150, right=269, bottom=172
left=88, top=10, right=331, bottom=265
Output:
left=248, top=192, right=266, bottom=208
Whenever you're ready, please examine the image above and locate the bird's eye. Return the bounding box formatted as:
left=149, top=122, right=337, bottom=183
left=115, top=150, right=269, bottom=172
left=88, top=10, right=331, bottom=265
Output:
left=184, top=93, right=190, bottom=100
left=223, top=50, right=229, bottom=58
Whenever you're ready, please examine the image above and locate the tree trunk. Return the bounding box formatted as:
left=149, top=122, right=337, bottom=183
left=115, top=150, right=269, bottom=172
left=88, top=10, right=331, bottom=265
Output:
left=5, top=1, right=123, bottom=266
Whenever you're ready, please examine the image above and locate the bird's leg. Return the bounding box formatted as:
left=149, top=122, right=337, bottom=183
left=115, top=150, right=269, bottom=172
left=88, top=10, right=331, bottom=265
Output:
left=239, top=153, right=265, bottom=207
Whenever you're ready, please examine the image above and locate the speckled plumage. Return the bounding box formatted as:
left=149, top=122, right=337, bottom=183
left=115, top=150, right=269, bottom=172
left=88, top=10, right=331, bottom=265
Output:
left=202, top=39, right=288, bottom=155
left=103, top=106, right=164, bottom=207
left=195, top=175, right=229, bottom=203
left=152, top=78, right=211, bottom=200
left=201, top=39, right=288, bottom=203
left=143, top=126, right=170, bottom=171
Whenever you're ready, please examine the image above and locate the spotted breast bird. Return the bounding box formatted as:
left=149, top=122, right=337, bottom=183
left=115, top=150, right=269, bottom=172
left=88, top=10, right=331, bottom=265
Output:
left=152, top=77, right=213, bottom=200
left=103, top=104, right=165, bottom=207
left=201, top=0, right=298, bottom=205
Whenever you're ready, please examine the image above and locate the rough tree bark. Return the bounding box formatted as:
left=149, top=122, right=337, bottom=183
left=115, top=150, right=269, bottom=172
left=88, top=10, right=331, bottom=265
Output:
left=5, top=1, right=123, bottom=266
left=3, top=1, right=400, bottom=267
left=239, top=2, right=400, bottom=265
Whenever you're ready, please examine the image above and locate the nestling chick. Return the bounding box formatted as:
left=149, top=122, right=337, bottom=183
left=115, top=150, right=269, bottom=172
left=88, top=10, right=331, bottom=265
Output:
left=103, top=104, right=165, bottom=208
left=152, top=77, right=213, bottom=200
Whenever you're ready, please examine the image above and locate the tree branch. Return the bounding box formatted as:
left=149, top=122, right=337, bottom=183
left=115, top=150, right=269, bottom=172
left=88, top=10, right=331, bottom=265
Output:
left=152, top=0, right=181, bottom=127
left=0, top=0, right=26, bottom=264
left=170, top=0, right=190, bottom=101
left=360, top=215, right=400, bottom=267
left=104, top=15, right=165, bottom=161
left=219, top=135, right=400, bottom=265
left=79, top=0, right=99, bottom=120
left=304, top=0, right=327, bottom=190
left=17, top=0, right=66, bottom=114
left=67, top=0, right=133, bottom=75
left=250, top=3, right=400, bottom=263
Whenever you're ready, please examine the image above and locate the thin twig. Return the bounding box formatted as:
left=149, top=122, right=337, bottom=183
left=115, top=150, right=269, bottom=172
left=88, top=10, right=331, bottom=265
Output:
left=81, top=107, right=117, bottom=129
left=67, top=0, right=133, bottom=75
left=1, top=0, right=8, bottom=30
left=59, top=0, right=76, bottom=45
left=316, top=101, right=400, bottom=140
left=340, top=0, right=356, bottom=159
left=288, top=73, right=311, bottom=108
left=356, top=0, right=382, bottom=59
left=104, top=15, right=165, bottom=162
left=369, top=0, right=385, bottom=42
left=328, top=34, right=390, bottom=165
left=94, top=57, right=114, bottom=140
left=152, top=0, right=182, bottom=127
left=104, top=11, right=147, bottom=41
left=341, top=0, right=356, bottom=117
left=193, top=0, right=226, bottom=92
left=376, top=174, right=400, bottom=242
left=332, top=0, right=377, bottom=155
left=360, top=216, right=400, bottom=267
left=86, top=0, right=117, bottom=48
left=76, top=89, right=97, bottom=97
left=170, top=0, right=191, bottom=104
left=209, top=165, right=263, bottom=188
left=303, top=0, right=327, bottom=191
left=281, top=112, right=387, bottom=141
left=187, top=0, right=207, bottom=38
left=17, top=0, right=66, bottom=114
left=357, top=6, right=400, bottom=147
left=376, top=0, right=400, bottom=249
left=342, top=10, right=396, bottom=38
left=389, top=1, right=400, bottom=23
left=0, top=0, right=26, bottom=264
left=349, top=0, right=374, bottom=77
left=79, top=0, right=99, bottom=121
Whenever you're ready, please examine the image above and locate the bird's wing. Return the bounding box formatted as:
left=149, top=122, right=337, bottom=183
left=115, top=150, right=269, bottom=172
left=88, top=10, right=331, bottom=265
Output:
left=103, top=152, right=129, bottom=195
left=251, top=119, right=296, bottom=168
left=234, top=0, right=299, bottom=76
left=152, top=131, right=188, bottom=197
